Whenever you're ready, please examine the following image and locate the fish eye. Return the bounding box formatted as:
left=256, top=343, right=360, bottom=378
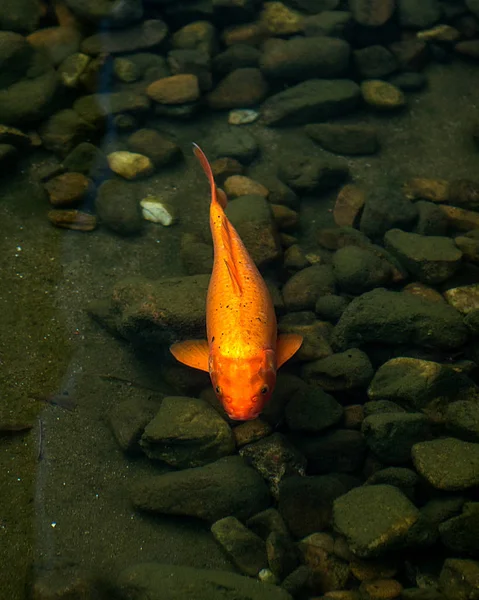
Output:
left=215, top=385, right=221, bottom=395
left=260, top=385, right=269, bottom=395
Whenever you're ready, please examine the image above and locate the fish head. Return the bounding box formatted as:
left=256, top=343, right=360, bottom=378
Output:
left=210, top=350, right=276, bottom=420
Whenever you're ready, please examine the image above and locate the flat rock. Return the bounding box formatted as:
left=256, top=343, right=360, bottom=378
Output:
left=412, top=438, right=479, bottom=491
left=332, top=289, right=468, bottom=351
left=261, top=79, right=361, bottom=126
left=81, top=20, right=167, bottom=55
left=306, top=123, right=379, bottom=155
left=333, top=484, right=421, bottom=557
left=439, top=558, right=479, bottom=600
left=349, top=0, right=395, bottom=26
left=302, top=348, right=374, bottom=391
left=285, top=384, right=343, bottom=433
left=147, top=74, right=200, bottom=104
left=208, top=68, right=268, bottom=109
left=115, top=562, right=292, bottom=600
left=332, top=245, right=393, bottom=294
left=131, top=455, right=271, bottom=522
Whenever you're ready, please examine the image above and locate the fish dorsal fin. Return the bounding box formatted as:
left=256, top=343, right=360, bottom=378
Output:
left=224, top=258, right=242, bottom=296
left=192, top=143, right=227, bottom=208
left=276, top=334, right=303, bottom=369
left=170, top=340, right=209, bottom=372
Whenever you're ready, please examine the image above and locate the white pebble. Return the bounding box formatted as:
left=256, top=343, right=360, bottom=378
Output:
left=228, top=109, right=259, bottom=125
left=140, top=197, right=177, bottom=226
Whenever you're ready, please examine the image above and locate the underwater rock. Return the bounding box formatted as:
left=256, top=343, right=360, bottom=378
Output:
left=278, top=474, right=357, bottom=538
left=225, top=195, right=282, bottom=268
left=349, top=0, right=395, bottom=26
left=211, top=156, right=244, bottom=184
left=354, top=45, right=398, bottom=79
left=455, top=235, right=479, bottom=264
left=239, top=433, right=306, bottom=498
left=361, top=412, right=431, bottom=465
left=443, top=284, right=479, bottom=315
left=228, top=108, right=260, bottom=125
left=439, top=502, right=479, bottom=555
left=292, top=429, right=366, bottom=475
left=140, top=396, right=235, bottom=468
left=180, top=233, right=214, bottom=275
left=81, top=20, right=168, bottom=54
left=48, top=209, right=97, bottom=231
left=367, top=358, right=474, bottom=411
left=278, top=312, right=333, bottom=361
left=364, top=401, right=406, bottom=417
left=266, top=531, right=300, bottom=582
left=213, top=44, right=260, bottom=75
left=360, top=579, right=403, bottom=599
left=283, top=245, right=309, bottom=271
left=224, top=175, right=269, bottom=199
left=278, top=154, right=349, bottom=194
left=282, top=265, right=336, bottom=311
left=259, top=2, right=305, bottom=35
left=298, top=534, right=350, bottom=595
left=168, top=48, right=212, bottom=92
left=270, top=205, right=298, bottom=231
left=0, top=143, right=18, bottom=169
left=63, top=142, right=110, bottom=182
left=314, top=294, right=350, bottom=323
left=445, top=401, right=479, bottom=443
left=40, top=109, right=95, bottom=157
left=115, top=562, right=292, bottom=600
left=439, top=558, right=479, bottom=600
left=332, top=289, right=468, bottom=351
left=0, top=0, right=42, bottom=33
left=96, top=179, right=144, bottom=235
left=127, top=128, right=182, bottom=168
left=365, top=467, right=418, bottom=501
left=439, top=204, right=479, bottom=231
left=397, top=0, right=442, bottom=29
left=27, top=26, right=82, bottom=67
left=234, top=419, right=273, bottom=448
left=140, top=198, right=177, bottom=226
left=211, top=516, right=268, bottom=576
left=306, top=124, right=379, bottom=156
left=171, top=20, right=217, bottom=56
left=414, top=201, right=448, bottom=236
left=403, top=281, right=446, bottom=304
left=107, top=151, right=154, bottom=180
left=403, top=179, right=450, bottom=203
left=301, top=348, right=374, bottom=391
left=412, top=438, right=479, bottom=491
left=259, top=37, right=350, bottom=82
left=73, top=91, right=150, bottom=128
left=332, top=245, right=393, bottom=294
left=384, top=229, right=462, bottom=284
left=261, top=79, right=361, bottom=126
left=208, top=68, right=268, bottom=109
left=89, top=274, right=209, bottom=346
left=361, top=80, right=406, bottom=110
left=44, top=172, right=91, bottom=207
left=303, top=10, right=353, bottom=37
left=247, top=508, right=290, bottom=540
left=131, top=455, right=271, bottom=522
left=333, top=484, right=422, bottom=558
left=284, top=384, right=343, bottom=433
left=147, top=74, right=200, bottom=105
left=212, top=128, right=259, bottom=163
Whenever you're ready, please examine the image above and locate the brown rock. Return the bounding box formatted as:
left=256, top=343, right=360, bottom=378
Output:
left=359, top=578, right=402, bottom=600
left=402, top=177, right=450, bottom=202
left=222, top=22, right=269, bottom=47
left=48, top=209, right=97, bottom=231
left=233, top=419, right=272, bottom=448
left=350, top=558, right=398, bottom=581
left=271, top=204, right=299, bottom=231
left=208, top=68, right=268, bottom=109
left=280, top=233, right=298, bottom=248
left=211, top=157, right=244, bottom=184
left=388, top=39, right=428, bottom=70
left=349, top=0, right=395, bottom=27
left=44, top=172, right=90, bottom=207
left=171, top=21, right=217, bottom=56
left=260, top=2, right=305, bottom=35
left=455, top=235, right=479, bottom=264
left=298, top=533, right=350, bottom=594
left=284, top=244, right=310, bottom=271
left=403, top=282, right=446, bottom=303
left=224, top=175, right=269, bottom=199
left=455, top=40, right=479, bottom=60
left=127, top=128, right=182, bottom=167
left=448, top=179, right=479, bottom=210
left=334, top=184, right=366, bottom=227
left=146, top=74, right=200, bottom=104
left=439, top=204, right=479, bottom=230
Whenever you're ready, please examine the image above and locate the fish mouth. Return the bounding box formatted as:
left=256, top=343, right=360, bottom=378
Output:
left=226, top=409, right=260, bottom=421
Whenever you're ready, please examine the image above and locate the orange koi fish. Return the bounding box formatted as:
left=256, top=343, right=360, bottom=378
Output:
left=170, top=144, right=303, bottom=420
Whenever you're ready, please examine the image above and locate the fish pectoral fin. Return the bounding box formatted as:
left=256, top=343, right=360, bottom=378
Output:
left=224, top=258, right=242, bottom=295
left=276, top=334, right=303, bottom=369
left=170, top=340, right=210, bottom=372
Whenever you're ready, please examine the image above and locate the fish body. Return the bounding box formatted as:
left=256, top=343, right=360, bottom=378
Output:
left=170, top=144, right=302, bottom=420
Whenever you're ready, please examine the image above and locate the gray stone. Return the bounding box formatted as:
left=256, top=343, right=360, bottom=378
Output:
left=212, top=128, right=258, bottom=163
left=0, top=32, right=34, bottom=88
left=305, top=123, right=379, bottom=155
left=332, top=245, right=393, bottom=293
left=303, top=10, right=353, bottom=37
left=414, top=201, right=448, bottom=236
left=282, top=265, right=336, bottom=311
left=73, top=91, right=150, bottom=127
left=261, top=79, right=361, bottom=127
left=95, top=179, right=144, bottom=235
left=333, top=484, right=421, bottom=557
left=140, top=396, right=234, bottom=468
left=279, top=154, right=349, bottom=194
left=361, top=412, right=431, bottom=464
left=115, top=562, right=292, bottom=600
left=40, top=109, right=95, bottom=157
left=63, top=142, right=110, bottom=182
left=260, top=37, right=350, bottom=82
left=284, top=384, right=343, bottom=433
left=332, top=289, right=468, bottom=351
left=314, top=294, right=350, bottom=323
left=384, top=229, right=462, bottom=284
left=301, top=348, right=373, bottom=391
left=412, top=438, right=479, bottom=491
left=366, top=467, right=418, bottom=500
left=359, top=186, right=418, bottom=240
left=131, top=456, right=271, bottom=522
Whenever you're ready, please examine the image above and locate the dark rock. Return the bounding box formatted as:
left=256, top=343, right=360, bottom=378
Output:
left=239, top=433, right=307, bottom=498
left=286, top=0, right=340, bottom=14
left=314, top=294, right=350, bottom=323
left=213, top=0, right=259, bottom=25
left=213, top=44, right=260, bottom=75
left=349, top=0, right=395, bottom=26
left=284, top=384, right=343, bottom=433
left=208, top=68, right=268, bottom=109
left=279, top=155, right=349, bottom=194
left=366, top=467, right=418, bottom=500
left=211, top=516, right=268, bottom=576
left=171, top=21, right=217, bottom=56
left=303, top=10, right=353, bottom=37
left=266, top=531, right=300, bottom=581
left=332, top=245, right=393, bottom=293
left=63, top=142, right=110, bottom=182
left=439, top=502, right=479, bottom=555
left=131, top=455, right=271, bottom=522
left=361, top=412, right=431, bottom=464
left=279, top=474, right=357, bottom=538
left=359, top=186, right=418, bottom=240
left=301, top=348, right=374, bottom=391
left=414, top=200, right=448, bottom=236
left=305, top=123, right=379, bottom=156
left=73, top=91, right=150, bottom=128
left=439, top=558, right=479, bottom=600
left=0, top=144, right=18, bottom=169
left=278, top=313, right=333, bottom=362
left=180, top=234, right=214, bottom=275
left=0, top=31, right=34, bottom=88
left=397, top=0, right=442, bottom=29
left=445, top=401, right=479, bottom=443
left=281, top=565, right=312, bottom=598
left=247, top=508, right=290, bottom=540
left=389, top=71, right=427, bottom=91
left=282, top=265, right=336, bottom=311
left=212, top=128, right=258, bottom=163
left=465, top=309, right=479, bottom=334
left=364, top=400, right=406, bottom=416
left=115, top=563, right=292, bottom=600
left=333, top=484, right=421, bottom=558
left=292, top=429, right=366, bottom=474
left=332, top=289, right=468, bottom=351
left=259, top=37, right=350, bottom=82
left=0, top=0, right=41, bottom=33
left=127, top=128, right=182, bottom=168
left=140, top=396, right=235, bottom=468
left=384, top=229, right=462, bottom=284
left=261, top=79, right=361, bottom=126
left=421, top=495, right=465, bottom=531
left=354, top=45, right=398, bottom=79
left=81, top=20, right=168, bottom=54
left=367, top=357, right=473, bottom=410
left=95, top=179, right=143, bottom=235
left=412, top=438, right=479, bottom=491
left=40, top=110, right=95, bottom=157
left=226, top=195, right=282, bottom=268
left=168, top=49, right=212, bottom=92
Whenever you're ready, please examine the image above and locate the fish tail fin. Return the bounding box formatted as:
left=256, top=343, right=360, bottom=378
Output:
left=192, top=143, right=227, bottom=208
